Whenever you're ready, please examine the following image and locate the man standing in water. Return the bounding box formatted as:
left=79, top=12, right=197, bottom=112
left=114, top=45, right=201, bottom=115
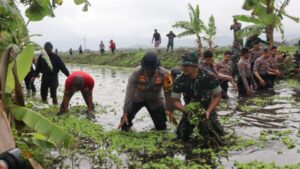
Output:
left=58, top=71, right=95, bottom=118
left=216, top=51, right=236, bottom=99
left=152, top=29, right=161, bottom=50
left=237, top=48, right=257, bottom=97
left=118, top=52, right=175, bottom=131
left=34, top=42, right=70, bottom=104
left=172, top=51, right=224, bottom=141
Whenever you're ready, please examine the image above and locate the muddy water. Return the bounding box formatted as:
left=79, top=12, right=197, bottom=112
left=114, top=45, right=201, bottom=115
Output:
left=35, top=64, right=300, bottom=167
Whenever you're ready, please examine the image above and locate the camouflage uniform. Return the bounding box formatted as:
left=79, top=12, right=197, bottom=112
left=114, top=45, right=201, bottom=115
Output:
left=172, top=68, right=224, bottom=141
left=253, top=56, right=273, bottom=89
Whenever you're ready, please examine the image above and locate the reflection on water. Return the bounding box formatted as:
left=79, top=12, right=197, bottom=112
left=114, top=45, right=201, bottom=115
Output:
left=33, top=64, right=300, bottom=167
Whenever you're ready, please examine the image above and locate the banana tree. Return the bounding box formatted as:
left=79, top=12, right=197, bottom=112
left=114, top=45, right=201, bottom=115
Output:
left=203, top=15, right=216, bottom=50
left=234, top=0, right=299, bottom=47
left=173, top=3, right=207, bottom=53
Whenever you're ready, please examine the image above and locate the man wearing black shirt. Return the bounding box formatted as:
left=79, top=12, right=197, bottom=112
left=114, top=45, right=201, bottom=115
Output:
left=152, top=29, right=161, bottom=49
left=35, top=42, right=70, bottom=104
left=166, top=31, right=176, bottom=52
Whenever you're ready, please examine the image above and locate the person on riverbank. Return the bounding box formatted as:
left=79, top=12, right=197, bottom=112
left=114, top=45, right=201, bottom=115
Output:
left=100, top=41, right=105, bottom=54
left=58, top=71, right=95, bottom=118
left=152, top=29, right=161, bottom=50
left=79, top=45, right=83, bottom=54
left=118, top=52, right=174, bottom=131
left=166, top=31, right=176, bottom=52
left=172, top=51, right=224, bottom=141
left=69, top=48, right=73, bottom=56
left=237, top=48, right=257, bottom=97
left=109, top=40, right=116, bottom=54
left=230, top=18, right=242, bottom=47
left=34, top=42, right=70, bottom=104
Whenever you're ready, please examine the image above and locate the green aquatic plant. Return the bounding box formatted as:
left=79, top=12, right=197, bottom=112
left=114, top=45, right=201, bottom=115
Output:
left=239, top=105, right=257, bottom=113
left=234, top=160, right=300, bottom=169
left=283, top=79, right=299, bottom=89
left=282, top=137, right=296, bottom=149
left=247, top=97, right=269, bottom=107
left=143, top=157, right=210, bottom=169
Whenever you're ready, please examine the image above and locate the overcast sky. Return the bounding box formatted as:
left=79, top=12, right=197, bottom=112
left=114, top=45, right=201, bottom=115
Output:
left=21, top=0, right=300, bottom=51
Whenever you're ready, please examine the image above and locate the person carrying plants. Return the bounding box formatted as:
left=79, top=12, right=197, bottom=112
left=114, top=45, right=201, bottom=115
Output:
left=118, top=52, right=175, bottom=131
left=57, top=71, right=95, bottom=118
left=34, top=42, right=70, bottom=104
left=171, top=51, right=224, bottom=142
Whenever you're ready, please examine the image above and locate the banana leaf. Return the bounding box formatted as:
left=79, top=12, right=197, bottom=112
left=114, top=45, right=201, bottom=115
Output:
left=0, top=100, right=15, bottom=154
left=25, top=0, right=53, bottom=21
left=7, top=105, right=73, bottom=147
left=74, top=0, right=86, bottom=5
left=6, top=44, right=35, bottom=92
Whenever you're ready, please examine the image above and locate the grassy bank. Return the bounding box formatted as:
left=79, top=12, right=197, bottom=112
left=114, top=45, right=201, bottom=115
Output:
left=60, top=48, right=229, bottom=69
left=60, top=46, right=298, bottom=69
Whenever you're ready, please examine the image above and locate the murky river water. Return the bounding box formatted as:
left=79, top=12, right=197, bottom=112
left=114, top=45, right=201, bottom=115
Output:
left=34, top=64, right=300, bottom=168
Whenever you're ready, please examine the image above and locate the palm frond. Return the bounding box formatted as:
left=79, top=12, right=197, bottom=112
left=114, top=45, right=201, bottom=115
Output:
left=177, top=30, right=195, bottom=38
left=237, top=24, right=265, bottom=39
left=234, top=14, right=265, bottom=25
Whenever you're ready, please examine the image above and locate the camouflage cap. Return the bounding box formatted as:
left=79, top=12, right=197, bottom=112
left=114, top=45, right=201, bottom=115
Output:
left=181, top=51, right=199, bottom=66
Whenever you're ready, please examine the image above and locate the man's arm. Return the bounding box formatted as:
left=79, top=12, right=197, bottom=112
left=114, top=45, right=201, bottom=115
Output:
left=57, top=56, right=70, bottom=77
left=205, top=91, right=221, bottom=119
left=118, top=72, right=137, bottom=128
left=253, top=61, right=265, bottom=86
left=34, top=56, right=42, bottom=77
left=60, top=90, right=74, bottom=113
left=81, top=88, right=93, bottom=113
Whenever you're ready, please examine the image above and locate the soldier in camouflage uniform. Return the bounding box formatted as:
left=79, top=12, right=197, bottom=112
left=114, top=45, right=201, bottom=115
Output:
left=171, top=51, right=224, bottom=141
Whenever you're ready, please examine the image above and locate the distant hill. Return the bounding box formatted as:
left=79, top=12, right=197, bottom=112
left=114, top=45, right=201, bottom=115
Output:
left=287, top=38, right=300, bottom=46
